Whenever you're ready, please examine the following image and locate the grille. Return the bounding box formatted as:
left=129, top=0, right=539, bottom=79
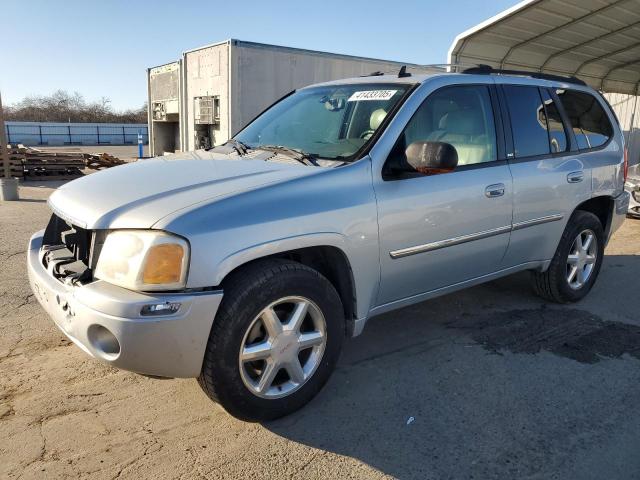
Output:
left=42, top=213, right=97, bottom=284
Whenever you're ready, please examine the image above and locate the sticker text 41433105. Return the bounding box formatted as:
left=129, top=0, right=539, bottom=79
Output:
left=347, top=90, right=398, bottom=102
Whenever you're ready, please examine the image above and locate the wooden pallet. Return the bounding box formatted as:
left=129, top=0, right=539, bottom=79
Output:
left=4, top=143, right=124, bottom=178
left=86, top=153, right=126, bottom=170
left=2, top=146, right=24, bottom=178
left=23, top=173, right=84, bottom=181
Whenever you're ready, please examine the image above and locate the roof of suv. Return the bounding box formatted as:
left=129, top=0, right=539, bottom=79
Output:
left=308, top=72, right=596, bottom=92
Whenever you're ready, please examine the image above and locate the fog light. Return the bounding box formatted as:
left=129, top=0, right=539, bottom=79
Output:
left=140, top=302, right=181, bottom=316
left=87, top=324, right=120, bottom=360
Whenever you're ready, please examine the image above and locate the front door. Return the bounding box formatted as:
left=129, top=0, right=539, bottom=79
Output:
left=374, top=84, right=513, bottom=307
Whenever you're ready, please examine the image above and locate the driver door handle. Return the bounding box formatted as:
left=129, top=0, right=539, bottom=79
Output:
left=485, top=183, right=505, bottom=198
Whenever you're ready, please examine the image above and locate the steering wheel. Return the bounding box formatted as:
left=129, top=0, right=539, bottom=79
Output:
left=360, top=129, right=375, bottom=139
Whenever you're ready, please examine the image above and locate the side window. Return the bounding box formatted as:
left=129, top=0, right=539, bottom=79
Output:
left=540, top=89, right=568, bottom=153
left=503, top=85, right=550, bottom=158
left=392, top=85, right=497, bottom=167
left=556, top=89, right=613, bottom=150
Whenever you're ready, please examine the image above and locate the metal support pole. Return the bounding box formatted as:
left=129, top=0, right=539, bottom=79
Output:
left=39, top=125, right=43, bottom=145
left=0, top=93, right=9, bottom=179
left=68, top=125, right=72, bottom=144
left=628, top=85, right=640, bottom=167
left=97, top=125, right=100, bottom=144
left=138, top=129, right=143, bottom=159
left=122, top=126, right=126, bottom=144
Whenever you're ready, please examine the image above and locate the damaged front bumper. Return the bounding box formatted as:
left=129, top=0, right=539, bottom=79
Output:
left=27, top=230, right=223, bottom=378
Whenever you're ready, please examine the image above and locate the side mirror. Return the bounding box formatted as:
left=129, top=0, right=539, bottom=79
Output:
left=405, top=141, right=458, bottom=175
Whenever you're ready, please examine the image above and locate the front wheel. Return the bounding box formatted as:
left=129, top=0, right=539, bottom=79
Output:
left=198, top=259, right=344, bottom=421
left=531, top=210, right=604, bottom=303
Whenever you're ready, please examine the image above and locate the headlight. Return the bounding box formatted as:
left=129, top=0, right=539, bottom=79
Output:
left=94, top=230, right=189, bottom=291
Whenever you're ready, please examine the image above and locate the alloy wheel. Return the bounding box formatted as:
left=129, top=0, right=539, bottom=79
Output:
left=566, top=229, right=597, bottom=290
left=239, top=296, right=327, bottom=399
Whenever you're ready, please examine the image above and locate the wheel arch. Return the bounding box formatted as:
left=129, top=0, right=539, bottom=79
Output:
left=574, top=195, right=614, bottom=242
left=214, top=236, right=358, bottom=336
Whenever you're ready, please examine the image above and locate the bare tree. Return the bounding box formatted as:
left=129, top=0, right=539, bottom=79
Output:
left=5, top=91, right=148, bottom=123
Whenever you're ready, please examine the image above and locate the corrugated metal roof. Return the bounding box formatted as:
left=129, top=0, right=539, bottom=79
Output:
left=448, top=0, right=640, bottom=94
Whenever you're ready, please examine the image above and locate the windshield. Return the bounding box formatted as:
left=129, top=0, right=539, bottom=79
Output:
left=234, top=84, right=410, bottom=160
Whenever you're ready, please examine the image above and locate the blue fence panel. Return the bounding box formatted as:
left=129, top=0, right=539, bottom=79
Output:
left=4, top=122, right=149, bottom=146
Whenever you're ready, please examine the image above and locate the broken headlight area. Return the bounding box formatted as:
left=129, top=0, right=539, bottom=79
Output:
left=41, top=213, right=105, bottom=286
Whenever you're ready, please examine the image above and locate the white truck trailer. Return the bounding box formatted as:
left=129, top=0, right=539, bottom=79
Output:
left=148, top=39, right=438, bottom=156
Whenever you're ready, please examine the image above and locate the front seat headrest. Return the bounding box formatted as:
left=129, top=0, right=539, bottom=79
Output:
left=370, top=109, right=387, bottom=130
left=442, top=109, right=482, bottom=135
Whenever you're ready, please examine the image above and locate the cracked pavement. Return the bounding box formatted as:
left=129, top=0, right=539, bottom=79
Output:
left=1, top=181, right=640, bottom=479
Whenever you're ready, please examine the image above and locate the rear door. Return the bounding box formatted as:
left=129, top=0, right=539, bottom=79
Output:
left=498, top=82, right=592, bottom=267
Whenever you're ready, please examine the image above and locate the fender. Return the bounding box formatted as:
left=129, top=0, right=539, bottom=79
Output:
left=212, top=231, right=378, bottom=327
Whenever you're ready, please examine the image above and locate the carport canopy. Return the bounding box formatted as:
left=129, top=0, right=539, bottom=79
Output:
left=448, top=0, right=640, bottom=95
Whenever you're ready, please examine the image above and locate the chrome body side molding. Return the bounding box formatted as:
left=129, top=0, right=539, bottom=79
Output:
left=511, top=213, right=564, bottom=231
left=390, top=214, right=564, bottom=259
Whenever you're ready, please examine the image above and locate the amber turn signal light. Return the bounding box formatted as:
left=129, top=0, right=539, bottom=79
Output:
left=142, top=244, right=185, bottom=284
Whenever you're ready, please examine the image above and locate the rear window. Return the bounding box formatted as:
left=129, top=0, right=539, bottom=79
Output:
left=503, top=85, right=550, bottom=158
left=555, top=89, right=613, bottom=150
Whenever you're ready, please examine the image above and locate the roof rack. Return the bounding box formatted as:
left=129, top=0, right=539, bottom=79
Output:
left=462, top=64, right=587, bottom=86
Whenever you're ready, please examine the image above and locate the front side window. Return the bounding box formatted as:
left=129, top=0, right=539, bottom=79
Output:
left=389, top=85, right=498, bottom=168
left=234, top=84, right=410, bottom=160
left=556, top=89, right=613, bottom=150
left=503, top=85, right=550, bottom=158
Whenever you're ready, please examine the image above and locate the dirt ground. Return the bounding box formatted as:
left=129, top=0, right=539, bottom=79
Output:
left=2, top=181, right=640, bottom=479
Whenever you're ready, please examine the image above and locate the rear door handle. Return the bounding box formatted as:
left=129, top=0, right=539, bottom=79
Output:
left=567, top=171, right=584, bottom=183
left=485, top=183, right=505, bottom=198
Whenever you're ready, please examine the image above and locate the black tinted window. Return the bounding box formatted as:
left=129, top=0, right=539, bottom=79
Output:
left=541, top=89, right=568, bottom=153
left=556, top=89, right=612, bottom=149
left=503, top=85, right=550, bottom=158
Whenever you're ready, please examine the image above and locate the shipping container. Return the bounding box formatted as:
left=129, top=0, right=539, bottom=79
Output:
left=148, top=39, right=440, bottom=156
left=147, top=61, right=182, bottom=155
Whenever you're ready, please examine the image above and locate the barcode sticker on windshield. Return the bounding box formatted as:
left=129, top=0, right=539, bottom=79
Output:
left=347, top=90, right=398, bottom=102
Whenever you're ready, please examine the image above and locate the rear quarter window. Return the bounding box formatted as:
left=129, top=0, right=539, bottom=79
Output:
left=555, top=89, right=613, bottom=150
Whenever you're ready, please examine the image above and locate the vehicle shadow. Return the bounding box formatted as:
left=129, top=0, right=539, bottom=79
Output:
left=13, top=198, right=48, bottom=203
left=264, top=254, right=640, bottom=479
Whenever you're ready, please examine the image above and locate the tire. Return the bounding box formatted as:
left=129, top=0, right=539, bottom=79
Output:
left=531, top=210, right=604, bottom=303
left=198, top=258, right=344, bottom=421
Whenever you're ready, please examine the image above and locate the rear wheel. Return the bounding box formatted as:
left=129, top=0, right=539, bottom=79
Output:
left=198, top=259, right=344, bottom=421
left=531, top=210, right=604, bottom=303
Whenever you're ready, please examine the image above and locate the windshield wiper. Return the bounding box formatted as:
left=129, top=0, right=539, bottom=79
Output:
left=222, top=138, right=250, bottom=155
left=257, top=145, right=319, bottom=166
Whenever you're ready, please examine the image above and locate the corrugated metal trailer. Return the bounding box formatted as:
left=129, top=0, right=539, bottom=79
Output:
left=148, top=39, right=439, bottom=156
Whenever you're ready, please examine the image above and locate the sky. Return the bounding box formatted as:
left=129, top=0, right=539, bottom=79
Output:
left=1, top=0, right=517, bottom=111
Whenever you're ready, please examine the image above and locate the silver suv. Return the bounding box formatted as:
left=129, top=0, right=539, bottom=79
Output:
left=28, top=68, right=630, bottom=421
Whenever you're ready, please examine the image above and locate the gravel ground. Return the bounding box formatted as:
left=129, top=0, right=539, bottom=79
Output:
left=1, top=180, right=640, bottom=479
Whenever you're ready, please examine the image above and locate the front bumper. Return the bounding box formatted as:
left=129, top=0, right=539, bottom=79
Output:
left=27, top=231, right=223, bottom=378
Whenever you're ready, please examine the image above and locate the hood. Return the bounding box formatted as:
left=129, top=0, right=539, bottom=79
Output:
left=48, top=151, right=320, bottom=229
